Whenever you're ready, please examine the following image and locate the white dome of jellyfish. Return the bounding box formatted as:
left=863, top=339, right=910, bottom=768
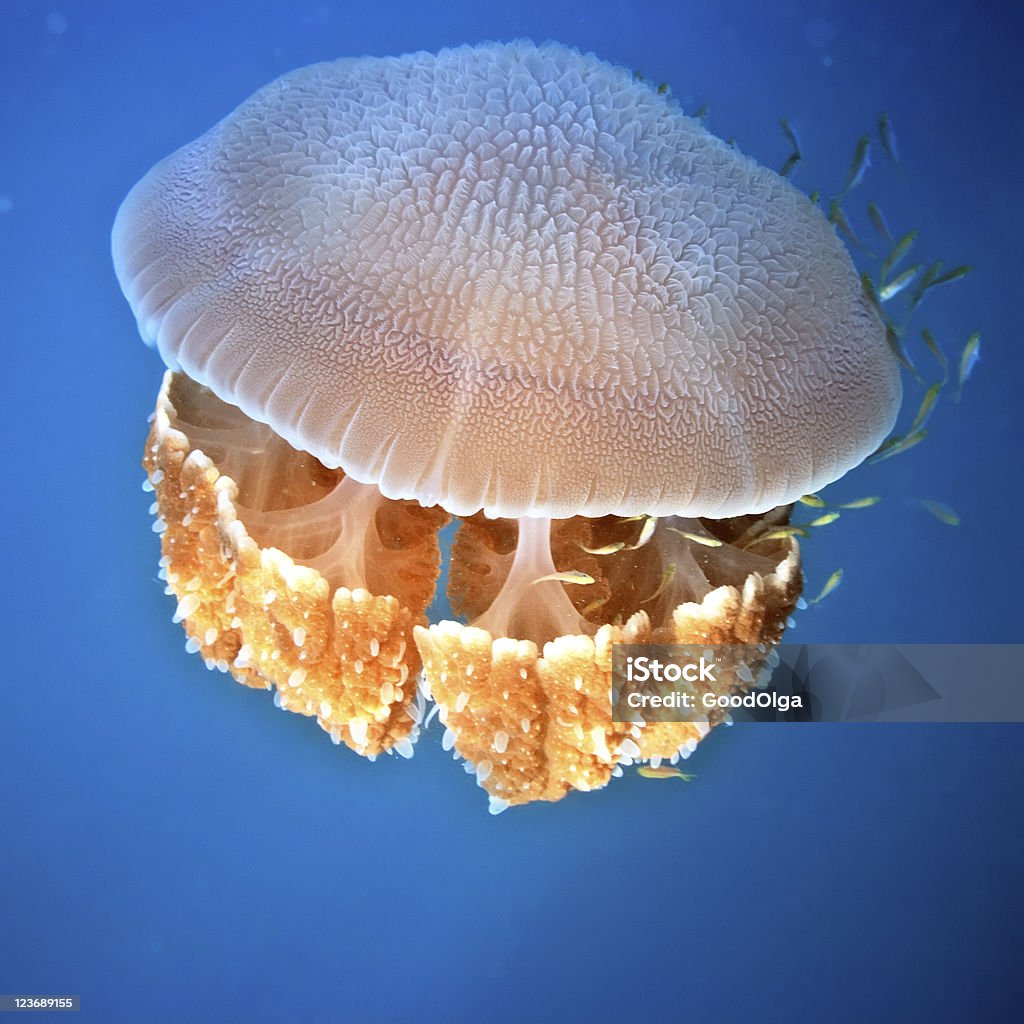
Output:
left=114, top=41, right=904, bottom=811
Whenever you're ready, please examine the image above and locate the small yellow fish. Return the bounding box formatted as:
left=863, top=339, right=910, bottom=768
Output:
left=808, top=190, right=821, bottom=205
left=806, top=512, right=841, bottom=528
left=931, top=264, right=972, bottom=288
left=531, top=571, right=595, bottom=586
left=657, top=82, right=670, bottom=95
left=830, top=201, right=864, bottom=249
left=955, top=331, right=982, bottom=402
left=780, top=116, right=803, bottom=157
left=694, top=103, right=710, bottom=121
left=638, top=766, right=696, bottom=782
left=860, top=272, right=884, bottom=314
left=741, top=525, right=810, bottom=549
left=909, top=260, right=944, bottom=308
left=756, top=526, right=810, bottom=542
left=879, top=263, right=922, bottom=301
left=626, top=515, right=657, bottom=550
left=917, top=500, right=961, bottom=527
left=665, top=526, right=723, bottom=547
left=878, top=112, right=900, bottom=166
left=880, top=230, right=917, bottom=281
left=809, top=568, right=844, bottom=605
left=867, top=201, right=893, bottom=243
left=886, top=323, right=923, bottom=382
left=642, top=563, right=677, bottom=604
left=909, top=382, right=942, bottom=434
left=840, top=134, right=871, bottom=198
left=911, top=263, right=973, bottom=308
left=921, top=328, right=949, bottom=383
left=836, top=496, right=881, bottom=509
left=579, top=540, right=626, bottom=555
left=868, top=428, right=928, bottom=464
left=798, top=493, right=828, bottom=508
left=780, top=152, right=801, bottom=178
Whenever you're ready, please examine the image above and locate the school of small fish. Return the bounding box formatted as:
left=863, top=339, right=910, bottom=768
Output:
left=766, top=110, right=979, bottom=608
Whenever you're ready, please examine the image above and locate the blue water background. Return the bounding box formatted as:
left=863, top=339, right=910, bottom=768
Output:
left=2, top=1, right=1022, bottom=1020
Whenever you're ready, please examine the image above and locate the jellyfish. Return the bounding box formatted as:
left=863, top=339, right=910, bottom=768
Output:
left=113, top=41, right=901, bottom=809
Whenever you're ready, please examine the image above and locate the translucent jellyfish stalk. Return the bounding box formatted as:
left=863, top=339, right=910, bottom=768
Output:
left=471, top=516, right=593, bottom=645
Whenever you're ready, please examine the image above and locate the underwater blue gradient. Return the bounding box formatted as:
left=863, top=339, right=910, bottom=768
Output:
left=1, top=1, right=1021, bottom=1020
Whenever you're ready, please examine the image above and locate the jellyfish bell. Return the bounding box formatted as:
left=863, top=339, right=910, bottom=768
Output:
left=116, top=41, right=900, bottom=807
left=114, top=41, right=899, bottom=522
